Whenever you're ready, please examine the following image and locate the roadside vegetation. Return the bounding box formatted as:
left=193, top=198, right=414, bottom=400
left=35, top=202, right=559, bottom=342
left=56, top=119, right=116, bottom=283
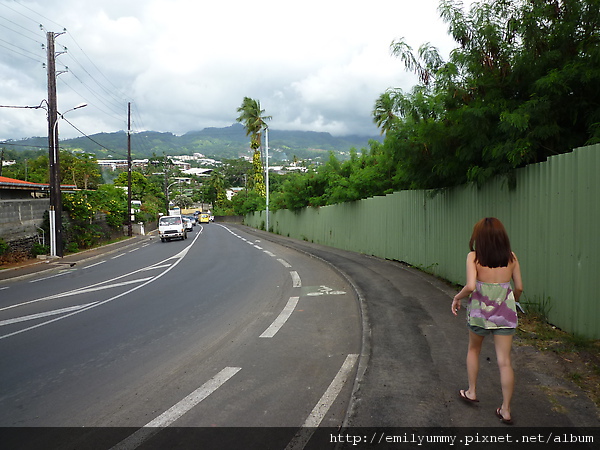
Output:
left=266, top=0, right=600, bottom=210
left=516, top=309, right=600, bottom=409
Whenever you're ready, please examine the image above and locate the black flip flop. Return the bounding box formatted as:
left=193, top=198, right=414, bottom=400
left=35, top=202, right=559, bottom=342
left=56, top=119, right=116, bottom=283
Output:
left=459, top=389, right=479, bottom=403
left=496, top=407, right=514, bottom=425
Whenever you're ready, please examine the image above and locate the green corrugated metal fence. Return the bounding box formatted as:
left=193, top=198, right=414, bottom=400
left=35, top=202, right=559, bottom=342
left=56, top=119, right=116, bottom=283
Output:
left=246, top=144, right=600, bottom=338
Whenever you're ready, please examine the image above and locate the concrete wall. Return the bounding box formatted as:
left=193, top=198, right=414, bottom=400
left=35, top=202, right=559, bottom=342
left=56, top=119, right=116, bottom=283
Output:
left=215, top=215, right=243, bottom=224
left=0, top=199, right=48, bottom=243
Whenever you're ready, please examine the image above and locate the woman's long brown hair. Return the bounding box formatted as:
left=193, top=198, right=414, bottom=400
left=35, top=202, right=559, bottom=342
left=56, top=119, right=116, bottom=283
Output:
left=469, top=217, right=514, bottom=268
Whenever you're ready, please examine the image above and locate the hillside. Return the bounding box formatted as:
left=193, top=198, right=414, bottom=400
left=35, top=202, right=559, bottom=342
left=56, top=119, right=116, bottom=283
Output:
left=5, top=124, right=379, bottom=163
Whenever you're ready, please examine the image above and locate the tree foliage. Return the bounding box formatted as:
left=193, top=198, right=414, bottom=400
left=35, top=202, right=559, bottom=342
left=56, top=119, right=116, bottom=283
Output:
left=377, top=0, right=600, bottom=188
left=60, top=151, right=101, bottom=189
left=263, top=0, right=600, bottom=212
left=62, top=185, right=127, bottom=250
left=1, top=148, right=101, bottom=188
left=269, top=145, right=394, bottom=211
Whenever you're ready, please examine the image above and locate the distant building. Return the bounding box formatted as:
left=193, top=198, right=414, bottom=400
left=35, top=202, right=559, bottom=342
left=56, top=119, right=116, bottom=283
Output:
left=97, top=159, right=149, bottom=171
left=226, top=187, right=245, bottom=201
left=182, top=168, right=213, bottom=178
left=172, top=160, right=191, bottom=170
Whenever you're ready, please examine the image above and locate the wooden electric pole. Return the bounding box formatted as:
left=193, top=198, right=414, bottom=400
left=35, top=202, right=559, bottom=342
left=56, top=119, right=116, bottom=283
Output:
left=47, top=31, right=62, bottom=257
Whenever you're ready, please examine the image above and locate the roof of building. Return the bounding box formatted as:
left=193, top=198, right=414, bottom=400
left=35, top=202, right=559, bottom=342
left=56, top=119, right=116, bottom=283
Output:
left=0, top=175, right=76, bottom=191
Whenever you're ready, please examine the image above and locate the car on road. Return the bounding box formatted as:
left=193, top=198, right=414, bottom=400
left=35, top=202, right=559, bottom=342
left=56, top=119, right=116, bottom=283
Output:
left=183, top=215, right=197, bottom=226
left=183, top=217, right=193, bottom=232
left=158, top=215, right=187, bottom=242
left=199, top=213, right=210, bottom=224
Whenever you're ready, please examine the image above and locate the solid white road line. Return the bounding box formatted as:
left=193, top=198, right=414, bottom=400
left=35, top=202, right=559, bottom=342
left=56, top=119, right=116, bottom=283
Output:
left=44, top=278, right=154, bottom=300
left=0, top=234, right=202, bottom=340
left=0, top=278, right=154, bottom=313
left=286, top=354, right=359, bottom=450
left=111, top=367, right=241, bottom=450
left=259, top=297, right=299, bottom=338
left=0, top=302, right=98, bottom=326
left=140, top=264, right=172, bottom=271
left=290, top=271, right=302, bottom=288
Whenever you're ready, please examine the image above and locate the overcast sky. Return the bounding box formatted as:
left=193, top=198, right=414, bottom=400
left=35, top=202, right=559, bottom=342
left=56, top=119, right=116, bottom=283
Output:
left=1, top=0, right=468, bottom=142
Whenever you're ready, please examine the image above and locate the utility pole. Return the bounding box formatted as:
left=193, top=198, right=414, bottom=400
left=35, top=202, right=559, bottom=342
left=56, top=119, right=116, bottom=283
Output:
left=47, top=31, right=62, bottom=257
left=127, top=102, right=133, bottom=237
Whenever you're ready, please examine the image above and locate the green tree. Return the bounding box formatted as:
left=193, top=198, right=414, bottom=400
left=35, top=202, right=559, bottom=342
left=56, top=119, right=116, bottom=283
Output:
left=236, top=97, right=272, bottom=197
left=62, top=185, right=127, bottom=250
left=231, top=190, right=266, bottom=215
left=60, top=151, right=101, bottom=189
left=114, top=171, right=163, bottom=199
left=221, top=158, right=252, bottom=187
left=172, top=194, right=193, bottom=209
left=375, top=0, right=600, bottom=188
left=4, top=152, right=50, bottom=183
left=373, top=90, right=400, bottom=135
left=113, top=170, right=165, bottom=221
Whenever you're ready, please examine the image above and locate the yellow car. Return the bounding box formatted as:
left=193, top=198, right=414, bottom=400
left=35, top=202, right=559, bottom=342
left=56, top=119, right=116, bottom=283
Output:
left=199, top=213, right=210, bottom=223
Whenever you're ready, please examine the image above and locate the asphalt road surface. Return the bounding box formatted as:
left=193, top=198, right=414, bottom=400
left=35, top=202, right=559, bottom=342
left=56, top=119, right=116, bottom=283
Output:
left=0, top=223, right=361, bottom=448
left=1, top=223, right=598, bottom=449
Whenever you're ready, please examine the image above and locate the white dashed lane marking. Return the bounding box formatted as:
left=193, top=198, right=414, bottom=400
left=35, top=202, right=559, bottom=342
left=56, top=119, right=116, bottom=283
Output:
left=111, top=367, right=241, bottom=450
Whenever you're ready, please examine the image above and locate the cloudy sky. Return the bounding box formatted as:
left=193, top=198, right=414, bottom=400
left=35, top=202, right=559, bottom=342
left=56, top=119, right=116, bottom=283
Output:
left=1, top=0, right=468, bottom=141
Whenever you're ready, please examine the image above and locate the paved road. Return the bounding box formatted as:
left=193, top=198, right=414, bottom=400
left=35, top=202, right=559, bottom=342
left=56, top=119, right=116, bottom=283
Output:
left=235, top=227, right=600, bottom=436
left=1, top=223, right=599, bottom=449
left=0, top=224, right=361, bottom=448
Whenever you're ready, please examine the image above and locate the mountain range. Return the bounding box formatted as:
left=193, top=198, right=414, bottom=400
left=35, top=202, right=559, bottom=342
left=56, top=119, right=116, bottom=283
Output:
left=6, top=123, right=381, bottom=163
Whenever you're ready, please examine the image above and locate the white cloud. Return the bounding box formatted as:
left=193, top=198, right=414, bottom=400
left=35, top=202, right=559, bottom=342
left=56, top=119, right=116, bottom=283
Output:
left=0, top=0, right=467, bottom=141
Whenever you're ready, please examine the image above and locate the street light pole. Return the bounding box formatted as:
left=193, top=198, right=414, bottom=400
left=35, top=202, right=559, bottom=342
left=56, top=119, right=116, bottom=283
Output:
left=265, top=127, right=270, bottom=233
left=166, top=180, right=181, bottom=213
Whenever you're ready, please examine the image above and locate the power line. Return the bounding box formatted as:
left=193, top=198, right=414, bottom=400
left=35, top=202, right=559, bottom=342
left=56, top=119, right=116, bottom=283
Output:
left=0, top=38, right=44, bottom=62
left=8, top=0, right=65, bottom=30
left=61, top=50, right=127, bottom=112
left=60, top=116, right=115, bottom=153
left=1, top=1, right=149, bottom=152
left=0, top=17, right=45, bottom=44
left=58, top=73, right=124, bottom=121
left=65, top=31, right=129, bottom=100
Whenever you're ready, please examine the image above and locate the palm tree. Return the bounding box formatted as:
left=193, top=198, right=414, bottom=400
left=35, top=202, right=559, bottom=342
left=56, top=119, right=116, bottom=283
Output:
left=373, top=90, right=399, bottom=135
left=236, top=97, right=271, bottom=197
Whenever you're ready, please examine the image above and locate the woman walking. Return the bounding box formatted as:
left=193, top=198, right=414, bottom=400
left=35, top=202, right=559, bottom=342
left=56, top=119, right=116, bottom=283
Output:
left=451, top=218, right=523, bottom=424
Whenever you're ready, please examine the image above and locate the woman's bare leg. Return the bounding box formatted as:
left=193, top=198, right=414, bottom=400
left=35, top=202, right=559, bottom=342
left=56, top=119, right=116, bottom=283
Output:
left=465, top=330, right=484, bottom=400
left=494, top=334, right=514, bottom=420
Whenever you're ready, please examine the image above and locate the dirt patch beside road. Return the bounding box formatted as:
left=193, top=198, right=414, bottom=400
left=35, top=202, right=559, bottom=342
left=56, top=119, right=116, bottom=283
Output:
left=515, top=314, right=600, bottom=416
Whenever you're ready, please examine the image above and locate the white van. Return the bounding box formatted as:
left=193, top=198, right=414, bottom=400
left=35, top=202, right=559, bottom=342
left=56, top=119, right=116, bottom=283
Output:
left=158, top=215, right=187, bottom=242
